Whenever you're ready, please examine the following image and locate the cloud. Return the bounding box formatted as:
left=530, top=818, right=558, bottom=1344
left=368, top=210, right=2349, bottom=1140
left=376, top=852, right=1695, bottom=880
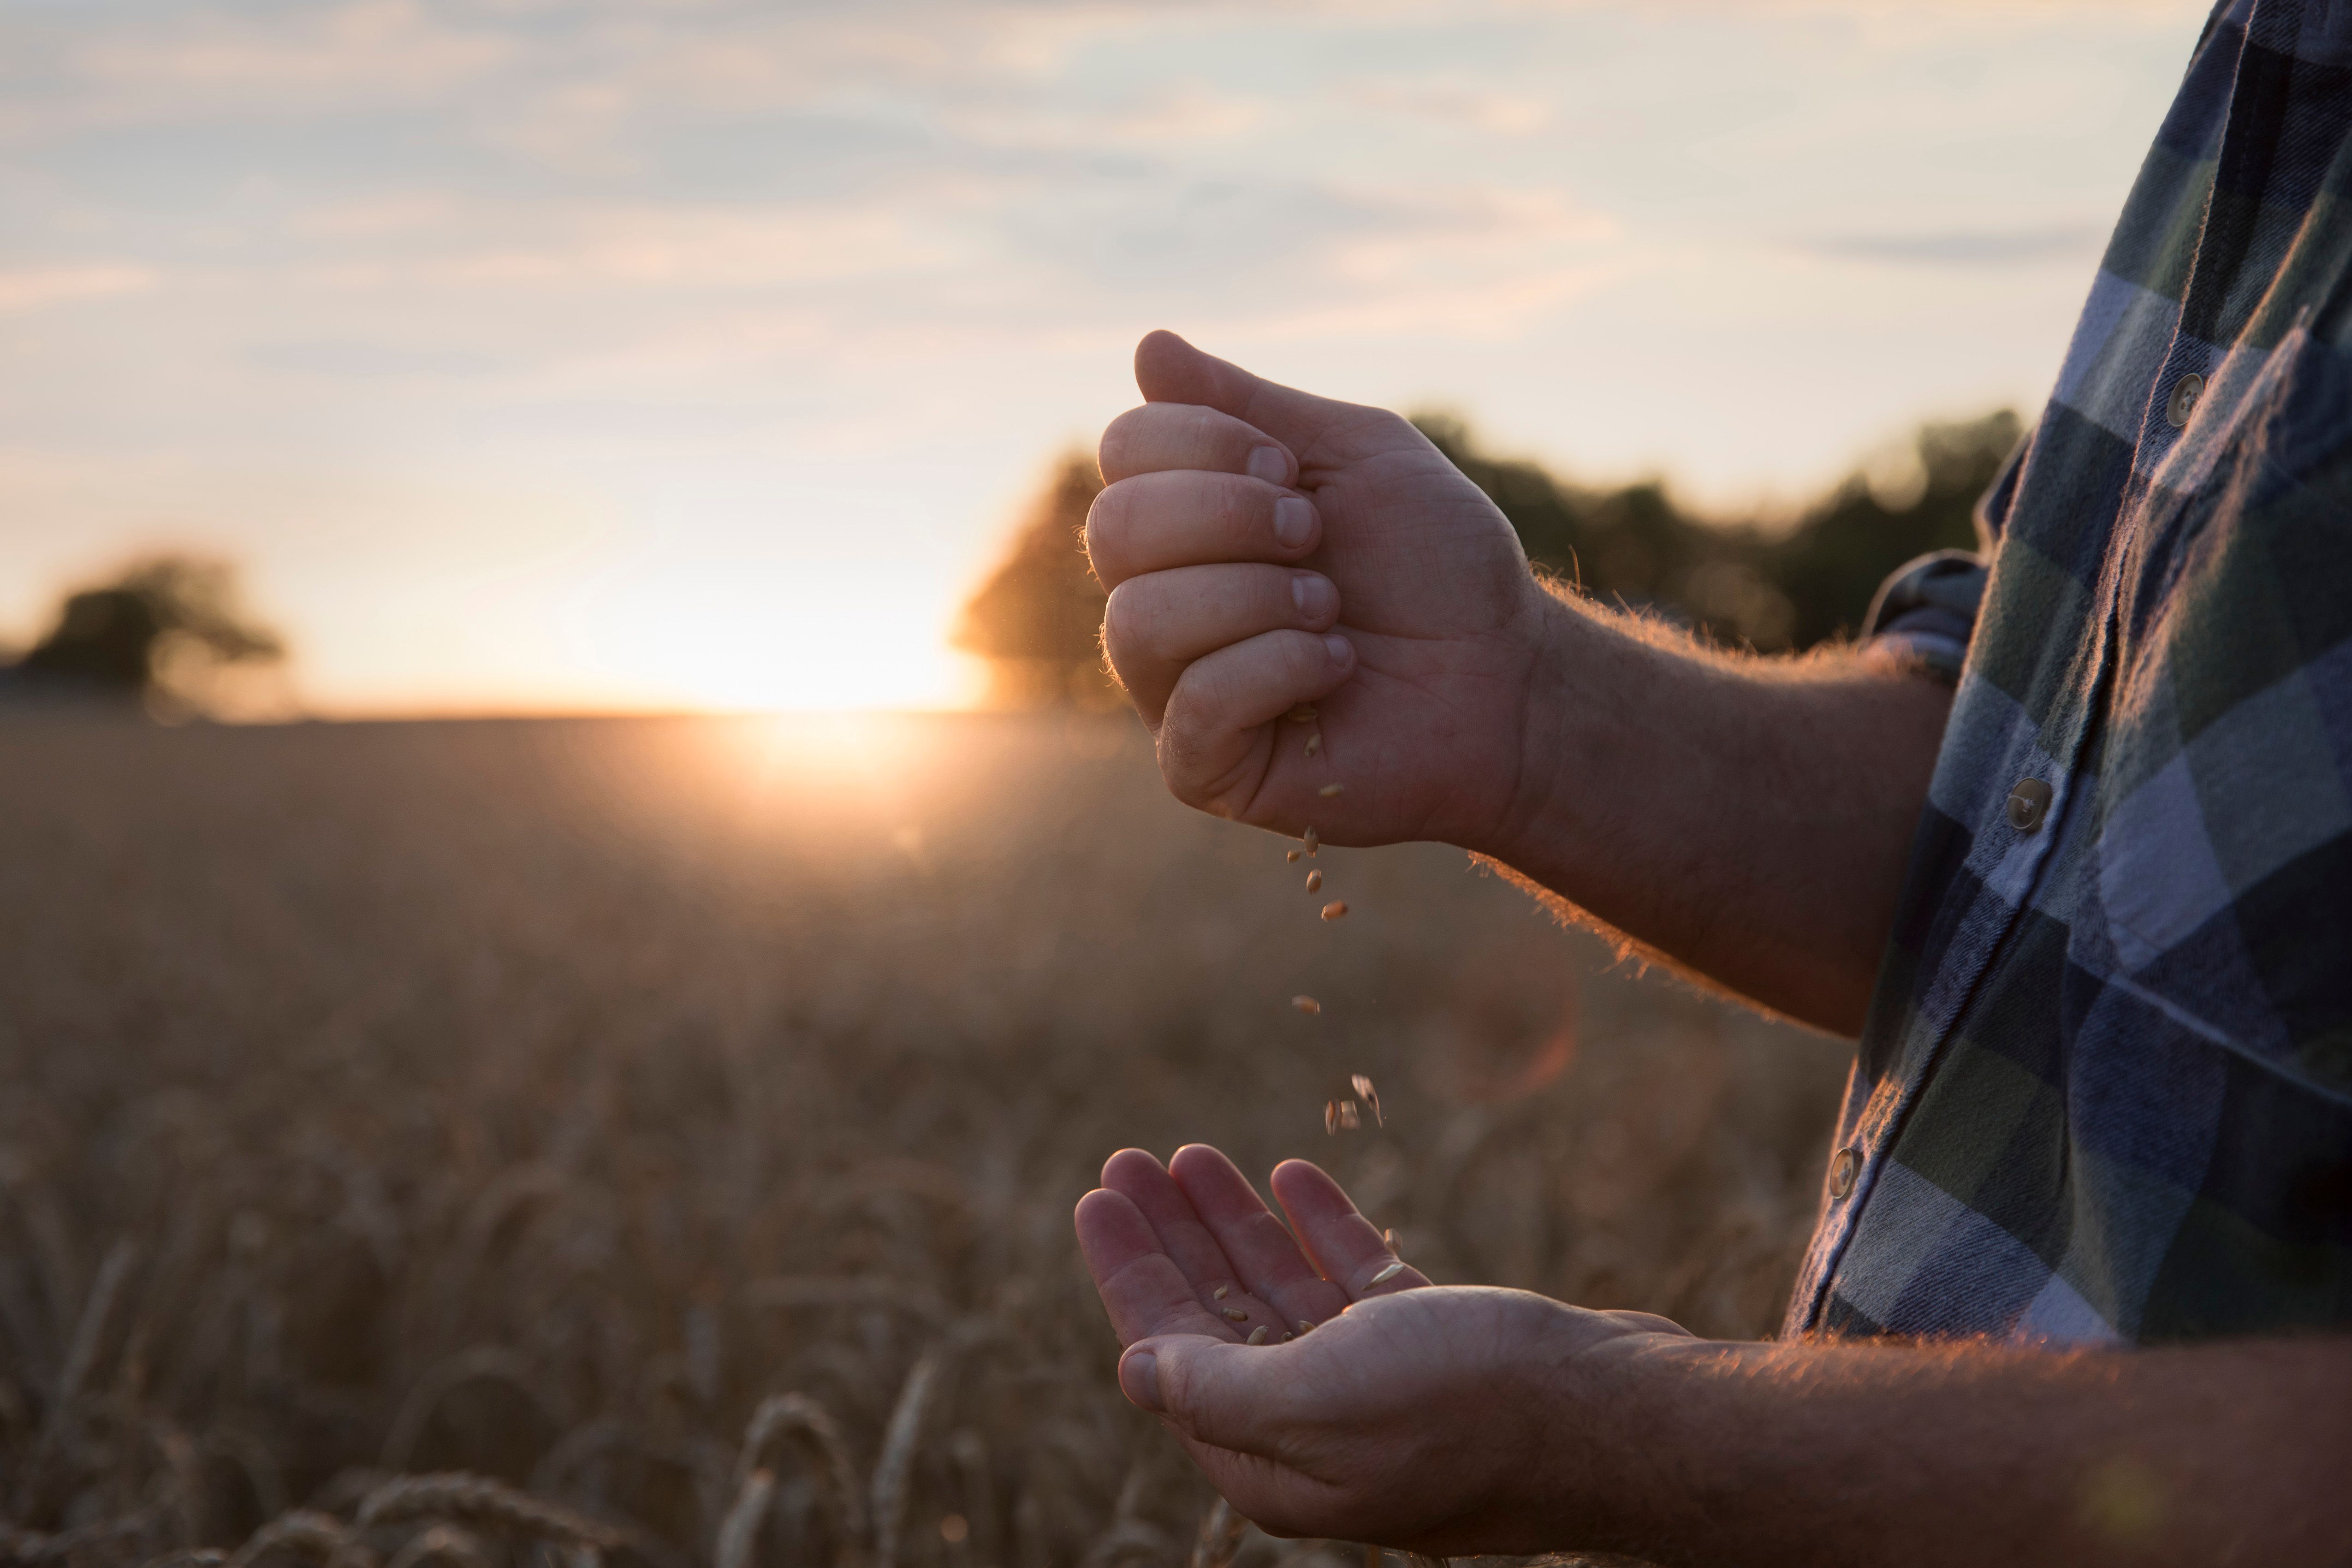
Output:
left=997, top=174, right=1615, bottom=304
left=76, top=0, right=509, bottom=100
left=1341, top=79, right=1551, bottom=135
left=0, top=264, right=155, bottom=312
left=288, top=197, right=956, bottom=293
left=950, top=82, right=1270, bottom=147
left=247, top=341, right=500, bottom=379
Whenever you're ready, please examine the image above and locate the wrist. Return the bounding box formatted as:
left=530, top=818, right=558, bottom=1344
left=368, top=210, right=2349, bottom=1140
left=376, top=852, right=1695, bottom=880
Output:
left=1478, top=588, right=1700, bottom=879
left=1513, top=1309, right=1715, bottom=1554
left=1475, top=587, right=1585, bottom=867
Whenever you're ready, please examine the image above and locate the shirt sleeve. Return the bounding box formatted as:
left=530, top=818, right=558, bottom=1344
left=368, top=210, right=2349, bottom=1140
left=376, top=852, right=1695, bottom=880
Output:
left=1860, top=549, right=1988, bottom=682
left=1857, top=423, right=2031, bottom=682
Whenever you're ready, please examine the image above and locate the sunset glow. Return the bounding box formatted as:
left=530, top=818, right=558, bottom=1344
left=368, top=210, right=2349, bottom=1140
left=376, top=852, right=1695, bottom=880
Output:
left=0, top=0, right=2215, bottom=714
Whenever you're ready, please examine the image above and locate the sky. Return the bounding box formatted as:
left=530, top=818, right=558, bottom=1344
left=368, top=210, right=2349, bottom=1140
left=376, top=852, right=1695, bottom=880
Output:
left=0, top=0, right=2216, bottom=714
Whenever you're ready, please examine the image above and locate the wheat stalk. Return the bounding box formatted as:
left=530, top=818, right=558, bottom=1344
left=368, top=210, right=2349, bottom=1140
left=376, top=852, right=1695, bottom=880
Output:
left=4, top=1510, right=166, bottom=1568
left=55, top=1238, right=138, bottom=1407
left=945, top=1430, right=997, bottom=1568
left=1187, top=1499, right=1247, bottom=1568
left=1075, top=1520, right=1169, bottom=1568
left=354, top=1473, right=624, bottom=1551
left=226, top=1510, right=374, bottom=1568
left=712, top=1468, right=774, bottom=1568
left=741, top=1277, right=951, bottom=1331
left=736, top=1394, right=869, bottom=1568
left=868, top=1351, right=945, bottom=1568
left=379, top=1527, right=493, bottom=1568
left=379, top=1348, right=559, bottom=1474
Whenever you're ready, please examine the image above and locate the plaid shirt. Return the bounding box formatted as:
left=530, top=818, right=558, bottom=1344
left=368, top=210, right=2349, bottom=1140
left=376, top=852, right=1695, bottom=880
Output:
left=1785, top=0, right=2352, bottom=1346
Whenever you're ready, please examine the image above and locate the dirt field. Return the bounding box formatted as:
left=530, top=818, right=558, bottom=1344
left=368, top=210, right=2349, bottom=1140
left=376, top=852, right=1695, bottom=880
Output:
left=0, top=713, right=1851, bottom=1568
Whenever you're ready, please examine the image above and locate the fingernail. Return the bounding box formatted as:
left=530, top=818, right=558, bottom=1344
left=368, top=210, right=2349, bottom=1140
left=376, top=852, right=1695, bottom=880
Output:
left=1291, top=574, right=1336, bottom=620
left=1323, top=633, right=1352, bottom=667
left=1118, top=1350, right=1163, bottom=1412
left=1247, top=445, right=1290, bottom=484
left=1274, top=496, right=1314, bottom=549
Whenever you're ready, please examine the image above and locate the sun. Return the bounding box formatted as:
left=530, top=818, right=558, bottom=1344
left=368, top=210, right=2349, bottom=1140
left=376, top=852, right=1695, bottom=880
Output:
left=571, top=562, right=987, bottom=712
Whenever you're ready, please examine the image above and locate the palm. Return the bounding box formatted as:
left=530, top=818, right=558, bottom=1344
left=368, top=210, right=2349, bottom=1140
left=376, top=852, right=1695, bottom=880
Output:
left=1074, top=1145, right=1679, bottom=1550
left=1073, top=1146, right=1438, bottom=1517
left=1075, top=1145, right=1431, bottom=1352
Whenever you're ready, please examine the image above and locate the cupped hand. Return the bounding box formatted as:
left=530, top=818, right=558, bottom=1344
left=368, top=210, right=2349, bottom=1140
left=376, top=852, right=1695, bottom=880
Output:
left=1073, top=1146, right=1692, bottom=1554
left=1089, top=331, right=1560, bottom=849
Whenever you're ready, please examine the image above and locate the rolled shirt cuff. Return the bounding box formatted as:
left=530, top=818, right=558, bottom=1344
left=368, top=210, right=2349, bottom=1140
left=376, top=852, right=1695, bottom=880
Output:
left=1860, top=549, right=1988, bottom=683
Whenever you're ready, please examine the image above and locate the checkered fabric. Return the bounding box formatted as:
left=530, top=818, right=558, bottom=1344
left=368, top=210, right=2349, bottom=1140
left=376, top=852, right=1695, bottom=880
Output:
left=1785, top=0, right=2352, bottom=1346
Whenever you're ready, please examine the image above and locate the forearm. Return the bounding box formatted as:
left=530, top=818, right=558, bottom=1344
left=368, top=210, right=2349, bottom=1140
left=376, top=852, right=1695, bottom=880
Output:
left=1561, top=1331, right=2352, bottom=1567
left=1481, top=590, right=1952, bottom=1035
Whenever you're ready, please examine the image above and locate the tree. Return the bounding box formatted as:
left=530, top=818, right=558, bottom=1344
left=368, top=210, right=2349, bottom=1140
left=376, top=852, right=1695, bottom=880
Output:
left=1413, top=414, right=1724, bottom=624
left=1760, top=410, right=2020, bottom=649
left=952, top=453, right=1119, bottom=709
left=8, top=555, right=286, bottom=714
left=951, top=413, right=2025, bottom=703
left=1416, top=410, right=2020, bottom=654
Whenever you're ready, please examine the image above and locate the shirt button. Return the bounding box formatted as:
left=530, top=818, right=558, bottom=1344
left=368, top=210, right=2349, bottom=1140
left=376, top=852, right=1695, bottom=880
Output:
left=1829, top=1147, right=1863, bottom=1199
left=2166, top=372, right=2204, bottom=428
left=2006, top=777, right=2052, bottom=832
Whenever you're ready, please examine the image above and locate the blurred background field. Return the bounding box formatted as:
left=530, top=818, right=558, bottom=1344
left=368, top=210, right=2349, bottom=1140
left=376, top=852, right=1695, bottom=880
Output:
left=0, top=711, right=1848, bottom=1568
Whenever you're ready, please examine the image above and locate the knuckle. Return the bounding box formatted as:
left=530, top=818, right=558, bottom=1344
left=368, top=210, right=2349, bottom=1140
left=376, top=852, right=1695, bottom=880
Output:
left=1271, top=628, right=1322, bottom=680
left=1082, top=485, right=1127, bottom=570
left=1158, top=702, right=1214, bottom=780
left=1184, top=402, right=1229, bottom=456
left=1158, top=713, right=1243, bottom=818
left=1098, top=582, right=1146, bottom=661
left=1210, top=476, right=1256, bottom=535
left=1097, top=406, right=1148, bottom=480
left=1096, top=630, right=1131, bottom=700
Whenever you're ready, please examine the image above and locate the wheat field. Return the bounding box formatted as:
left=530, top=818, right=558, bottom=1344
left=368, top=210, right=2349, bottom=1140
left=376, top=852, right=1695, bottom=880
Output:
left=0, top=712, right=1852, bottom=1568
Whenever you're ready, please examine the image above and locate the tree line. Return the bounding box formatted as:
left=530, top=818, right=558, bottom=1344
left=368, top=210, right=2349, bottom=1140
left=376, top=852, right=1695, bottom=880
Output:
left=0, top=555, right=285, bottom=716
left=954, top=409, right=2019, bottom=707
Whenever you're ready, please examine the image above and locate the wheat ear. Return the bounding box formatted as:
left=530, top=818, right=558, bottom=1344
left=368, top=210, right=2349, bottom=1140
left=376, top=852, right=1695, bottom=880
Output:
left=870, top=1350, right=946, bottom=1568
left=354, top=1473, right=624, bottom=1551
left=736, top=1393, right=870, bottom=1567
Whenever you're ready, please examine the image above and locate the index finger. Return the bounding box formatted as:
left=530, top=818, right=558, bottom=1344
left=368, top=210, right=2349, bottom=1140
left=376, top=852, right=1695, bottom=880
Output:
left=1074, top=1188, right=1246, bottom=1345
left=1099, top=401, right=1297, bottom=487
left=1269, top=1160, right=1431, bottom=1299
left=1168, top=1146, right=1351, bottom=1328
left=1133, top=331, right=1341, bottom=463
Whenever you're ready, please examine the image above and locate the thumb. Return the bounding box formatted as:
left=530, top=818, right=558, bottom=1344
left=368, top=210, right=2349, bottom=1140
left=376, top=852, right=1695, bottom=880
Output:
left=1119, top=1334, right=1287, bottom=1455
left=1133, top=330, right=1344, bottom=460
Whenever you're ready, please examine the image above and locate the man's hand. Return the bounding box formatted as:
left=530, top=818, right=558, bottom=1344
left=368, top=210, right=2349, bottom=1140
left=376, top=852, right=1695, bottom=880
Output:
left=1072, top=1145, right=1690, bottom=1554
left=1088, top=331, right=1957, bottom=1034
left=1076, top=1148, right=2352, bottom=1567
left=1090, top=330, right=1553, bottom=848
